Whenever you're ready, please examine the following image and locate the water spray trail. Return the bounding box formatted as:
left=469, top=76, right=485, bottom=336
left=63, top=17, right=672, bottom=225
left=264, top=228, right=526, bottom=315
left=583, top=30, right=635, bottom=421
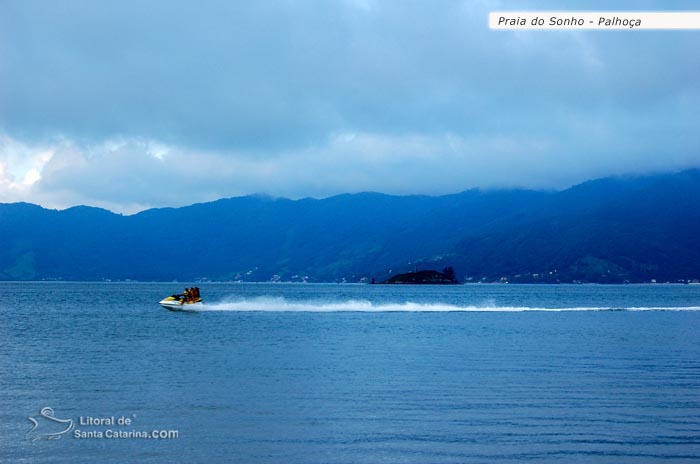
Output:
left=195, top=297, right=700, bottom=312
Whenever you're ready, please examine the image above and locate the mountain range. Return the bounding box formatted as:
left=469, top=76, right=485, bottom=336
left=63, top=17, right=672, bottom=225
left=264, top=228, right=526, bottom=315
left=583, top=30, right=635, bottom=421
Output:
left=2, top=169, right=699, bottom=283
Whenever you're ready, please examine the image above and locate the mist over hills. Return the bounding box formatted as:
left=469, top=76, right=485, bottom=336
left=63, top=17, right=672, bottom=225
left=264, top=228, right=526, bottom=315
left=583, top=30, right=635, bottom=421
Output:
left=1, top=170, right=699, bottom=283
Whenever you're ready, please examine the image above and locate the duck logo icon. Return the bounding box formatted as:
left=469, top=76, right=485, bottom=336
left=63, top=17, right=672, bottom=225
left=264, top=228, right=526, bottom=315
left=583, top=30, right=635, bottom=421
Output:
left=26, top=407, right=74, bottom=442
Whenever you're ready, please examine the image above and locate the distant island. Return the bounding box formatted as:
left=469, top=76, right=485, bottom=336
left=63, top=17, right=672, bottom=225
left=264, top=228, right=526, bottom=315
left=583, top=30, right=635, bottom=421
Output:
left=380, top=267, right=460, bottom=285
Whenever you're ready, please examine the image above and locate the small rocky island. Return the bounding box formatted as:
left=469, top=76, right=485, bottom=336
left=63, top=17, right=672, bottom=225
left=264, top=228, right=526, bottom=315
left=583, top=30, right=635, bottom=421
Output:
left=379, top=267, right=460, bottom=285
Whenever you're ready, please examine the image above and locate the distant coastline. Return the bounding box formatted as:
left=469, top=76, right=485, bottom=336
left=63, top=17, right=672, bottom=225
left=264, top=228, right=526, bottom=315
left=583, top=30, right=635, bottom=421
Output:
left=1, top=170, right=699, bottom=285
left=7, top=277, right=679, bottom=285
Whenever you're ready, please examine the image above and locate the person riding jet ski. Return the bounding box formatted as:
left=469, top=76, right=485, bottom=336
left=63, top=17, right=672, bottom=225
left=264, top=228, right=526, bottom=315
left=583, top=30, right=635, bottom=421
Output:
left=159, top=287, right=203, bottom=311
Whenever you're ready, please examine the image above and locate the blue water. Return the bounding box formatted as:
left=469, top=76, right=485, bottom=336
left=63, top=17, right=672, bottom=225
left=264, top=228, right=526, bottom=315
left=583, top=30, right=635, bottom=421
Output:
left=1, top=282, right=700, bottom=463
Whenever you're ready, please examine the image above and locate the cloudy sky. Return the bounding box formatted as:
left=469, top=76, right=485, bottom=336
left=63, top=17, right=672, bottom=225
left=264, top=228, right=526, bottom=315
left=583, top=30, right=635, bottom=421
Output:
left=1, top=0, right=698, bottom=213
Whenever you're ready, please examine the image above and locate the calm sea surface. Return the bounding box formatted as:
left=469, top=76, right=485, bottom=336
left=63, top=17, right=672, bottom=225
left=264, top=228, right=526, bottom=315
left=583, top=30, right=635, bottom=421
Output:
left=1, top=282, right=700, bottom=463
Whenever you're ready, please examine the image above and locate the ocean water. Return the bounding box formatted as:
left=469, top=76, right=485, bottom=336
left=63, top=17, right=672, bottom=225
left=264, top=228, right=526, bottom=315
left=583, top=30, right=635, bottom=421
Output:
left=1, top=282, right=700, bottom=463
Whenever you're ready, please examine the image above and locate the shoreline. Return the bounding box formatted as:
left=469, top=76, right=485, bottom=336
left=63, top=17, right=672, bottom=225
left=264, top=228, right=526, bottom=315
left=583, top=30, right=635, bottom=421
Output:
left=0, top=280, right=697, bottom=286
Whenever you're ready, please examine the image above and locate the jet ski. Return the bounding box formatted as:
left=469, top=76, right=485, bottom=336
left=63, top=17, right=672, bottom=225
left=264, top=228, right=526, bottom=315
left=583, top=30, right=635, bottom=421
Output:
left=159, top=294, right=203, bottom=312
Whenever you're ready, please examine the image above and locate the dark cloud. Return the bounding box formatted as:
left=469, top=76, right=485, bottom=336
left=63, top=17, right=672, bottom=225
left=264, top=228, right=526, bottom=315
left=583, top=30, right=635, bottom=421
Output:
left=0, top=0, right=699, bottom=211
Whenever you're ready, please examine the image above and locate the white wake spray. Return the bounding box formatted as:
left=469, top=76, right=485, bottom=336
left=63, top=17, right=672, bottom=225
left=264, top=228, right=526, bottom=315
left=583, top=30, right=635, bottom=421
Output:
left=195, top=296, right=700, bottom=312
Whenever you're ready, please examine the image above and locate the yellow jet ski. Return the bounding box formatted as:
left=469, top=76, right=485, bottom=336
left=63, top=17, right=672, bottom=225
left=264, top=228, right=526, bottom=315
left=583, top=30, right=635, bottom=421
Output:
left=159, top=293, right=203, bottom=312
